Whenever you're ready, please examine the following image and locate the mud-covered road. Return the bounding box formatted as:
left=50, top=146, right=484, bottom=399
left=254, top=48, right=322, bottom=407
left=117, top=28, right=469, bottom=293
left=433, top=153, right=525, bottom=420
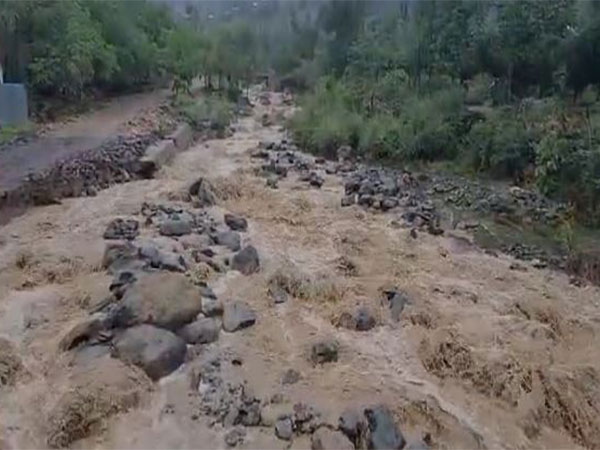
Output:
left=0, top=90, right=599, bottom=449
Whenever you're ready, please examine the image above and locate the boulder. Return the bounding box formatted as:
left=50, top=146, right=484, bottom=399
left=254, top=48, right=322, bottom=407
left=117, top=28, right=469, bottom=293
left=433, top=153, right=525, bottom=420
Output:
left=159, top=217, right=193, bottom=236
left=223, top=301, right=256, bottom=332
left=102, top=241, right=139, bottom=273
left=380, top=197, right=398, bottom=212
left=224, top=213, right=248, bottom=232
left=178, top=318, right=220, bottom=344
left=109, top=272, right=202, bottom=331
left=112, top=324, right=186, bottom=380
left=168, top=123, right=193, bottom=150
left=213, top=231, right=241, bottom=251
left=275, top=417, right=293, bottom=440
left=337, top=307, right=375, bottom=331
left=339, top=408, right=365, bottom=445
left=189, top=178, right=216, bottom=207
left=231, top=246, right=260, bottom=275
left=260, top=403, right=293, bottom=427
left=357, top=194, right=375, bottom=207
left=384, top=290, right=410, bottom=322
left=201, top=297, right=224, bottom=317
left=365, top=405, right=405, bottom=450
left=311, top=339, right=339, bottom=365
left=356, top=307, right=376, bottom=331
left=311, top=428, right=354, bottom=450
left=341, top=195, right=355, bottom=207
left=103, top=218, right=139, bottom=240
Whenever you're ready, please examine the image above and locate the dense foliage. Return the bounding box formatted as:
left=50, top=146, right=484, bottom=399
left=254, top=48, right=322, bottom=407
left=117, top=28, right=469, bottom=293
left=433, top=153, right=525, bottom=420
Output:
left=276, top=0, right=600, bottom=224
left=3, top=0, right=600, bottom=223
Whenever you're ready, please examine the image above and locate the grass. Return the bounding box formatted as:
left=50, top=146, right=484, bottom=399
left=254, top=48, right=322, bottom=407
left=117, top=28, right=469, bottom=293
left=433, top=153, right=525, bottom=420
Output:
left=0, top=122, right=36, bottom=145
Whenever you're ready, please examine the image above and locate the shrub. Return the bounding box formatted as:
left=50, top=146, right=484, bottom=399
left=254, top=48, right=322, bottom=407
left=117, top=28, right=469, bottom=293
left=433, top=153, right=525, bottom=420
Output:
left=536, top=133, right=600, bottom=224
left=174, top=94, right=233, bottom=133
left=464, top=109, right=538, bottom=180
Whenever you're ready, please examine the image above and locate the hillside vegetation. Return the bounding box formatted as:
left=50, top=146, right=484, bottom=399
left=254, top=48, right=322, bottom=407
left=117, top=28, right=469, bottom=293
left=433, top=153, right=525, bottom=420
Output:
left=3, top=0, right=600, bottom=224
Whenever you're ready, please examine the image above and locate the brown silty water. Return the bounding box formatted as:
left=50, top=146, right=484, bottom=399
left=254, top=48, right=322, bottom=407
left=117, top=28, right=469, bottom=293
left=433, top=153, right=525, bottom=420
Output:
left=0, top=89, right=599, bottom=449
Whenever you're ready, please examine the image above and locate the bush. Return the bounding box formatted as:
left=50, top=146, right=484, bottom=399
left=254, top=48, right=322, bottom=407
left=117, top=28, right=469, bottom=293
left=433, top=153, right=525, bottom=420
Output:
left=289, top=78, right=363, bottom=156
left=174, top=94, right=233, bottom=133
left=464, top=109, right=538, bottom=180
left=291, top=78, right=465, bottom=162
left=536, top=133, right=600, bottom=224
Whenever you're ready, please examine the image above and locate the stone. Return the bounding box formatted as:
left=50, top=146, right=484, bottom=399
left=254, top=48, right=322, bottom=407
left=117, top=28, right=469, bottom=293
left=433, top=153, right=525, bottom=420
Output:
left=189, top=178, right=216, bottom=207
left=222, top=301, right=257, bottom=332
left=339, top=408, right=365, bottom=444
left=341, top=195, right=355, bottom=207
left=275, top=417, right=293, bottom=440
left=309, top=173, right=324, bottom=188
left=156, top=251, right=187, bottom=272
left=239, top=402, right=262, bottom=426
left=213, top=231, right=241, bottom=251
left=159, top=217, right=192, bottom=236
left=178, top=318, right=220, bottom=344
left=224, top=213, right=248, bottom=232
left=266, top=176, right=279, bottom=189
left=384, top=290, right=410, bottom=322
left=109, top=272, right=202, bottom=331
left=337, top=308, right=375, bottom=331
left=311, top=428, right=354, bottom=450
left=337, top=145, right=352, bottom=161
left=260, top=403, right=293, bottom=427
left=231, top=246, right=260, bottom=275
left=102, top=241, right=138, bottom=273
left=270, top=286, right=288, bottom=304
left=311, top=339, right=339, bottom=365
left=109, top=270, right=137, bottom=299
left=281, top=368, right=301, bottom=385
left=224, top=427, right=246, bottom=447
left=179, top=234, right=212, bottom=250
left=355, top=307, right=376, bottom=331
left=380, top=197, right=398, bottom=212
left=112, top=324, right=186, bottom=380
left=357, top=194, right=374, bottom=207
left=201, top=297, right=224, bottom=317
left=103, top=218, right=139, bottom=240
left=365, top=405, right=405, bottom=450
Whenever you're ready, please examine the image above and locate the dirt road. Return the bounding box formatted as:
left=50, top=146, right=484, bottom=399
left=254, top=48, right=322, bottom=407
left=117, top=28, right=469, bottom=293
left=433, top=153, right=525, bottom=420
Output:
left=0, top=90, right=599, bottom=449
left=0, top=89, right=168, bottom=192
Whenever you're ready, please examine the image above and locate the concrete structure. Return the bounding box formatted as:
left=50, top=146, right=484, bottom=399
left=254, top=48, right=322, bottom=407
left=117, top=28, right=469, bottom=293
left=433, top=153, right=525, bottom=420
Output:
left=0, top=83, right=28, bottom=126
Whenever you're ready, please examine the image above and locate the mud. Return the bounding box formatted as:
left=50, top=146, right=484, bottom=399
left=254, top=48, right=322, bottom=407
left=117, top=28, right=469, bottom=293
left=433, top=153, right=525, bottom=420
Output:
left=0, top=89, right=599, bottom=450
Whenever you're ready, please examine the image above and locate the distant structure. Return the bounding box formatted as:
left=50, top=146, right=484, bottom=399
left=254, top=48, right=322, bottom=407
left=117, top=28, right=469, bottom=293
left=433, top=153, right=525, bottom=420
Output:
left=0, top=82, right=28, bottom=127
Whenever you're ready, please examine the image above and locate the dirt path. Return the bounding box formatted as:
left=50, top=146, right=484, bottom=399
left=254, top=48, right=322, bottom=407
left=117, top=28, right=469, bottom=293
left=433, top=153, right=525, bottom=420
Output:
left=0, top=89, right=168, bottom=192
left=1, top=90, right=599, bottom=450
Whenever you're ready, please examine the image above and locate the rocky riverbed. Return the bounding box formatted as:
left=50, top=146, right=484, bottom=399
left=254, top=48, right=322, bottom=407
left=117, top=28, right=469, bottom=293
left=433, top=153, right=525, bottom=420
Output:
left=0, top=89, right=599, bottom=449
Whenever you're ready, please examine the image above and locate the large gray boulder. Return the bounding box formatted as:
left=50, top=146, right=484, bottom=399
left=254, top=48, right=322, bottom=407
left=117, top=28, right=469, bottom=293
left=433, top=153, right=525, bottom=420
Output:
left=231, top=245, right=260, bottom=275
left=222, top=301, right=256, bottom=332
left=213, top=231, right=241, bottom=251
left=365, top=405, right=405, bottom=450
left=178, top=318, right=220, bottom=344
left=112, top=324, right=186, bottom=380
left=109, top=272, right=202, bottom=331
left=224, top=213, right=248, bottom=231
left=189, top=178, right=216, bottom=207
left=159, top=216, right=193, bottom=236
